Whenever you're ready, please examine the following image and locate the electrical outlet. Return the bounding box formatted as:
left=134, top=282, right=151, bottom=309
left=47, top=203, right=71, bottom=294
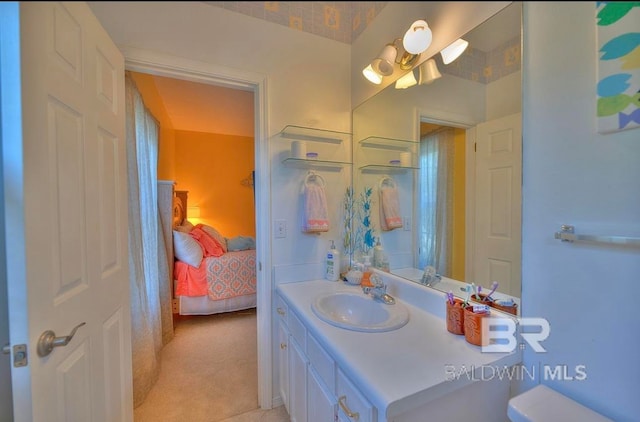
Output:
left=403, top=216, right=411, bottom=231
left=274, top=219, right=287, bottom=238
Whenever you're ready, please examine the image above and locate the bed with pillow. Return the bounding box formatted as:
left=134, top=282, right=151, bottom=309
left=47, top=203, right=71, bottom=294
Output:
left=160, top=182, right=256, bottom=316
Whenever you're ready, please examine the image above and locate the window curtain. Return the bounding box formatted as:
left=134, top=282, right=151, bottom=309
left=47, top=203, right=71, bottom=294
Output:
left=418, top=128, right=455, bottom=276
left=125, top=72, right=174, bottom=408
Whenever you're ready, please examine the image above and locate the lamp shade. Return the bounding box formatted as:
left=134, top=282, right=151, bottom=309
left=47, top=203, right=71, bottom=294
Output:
left=403, top=19, right=432, bottom=55
left=362, top=64, right=383, bottom=84
left=440, top=38, right=469, bottom=65
left=418, top=59, right=442, bottom=85
left=187, top=206, right=200, bottom=219
left=395, top=69, right=418, bottom=89
left=371, top=43, right=397, bottom=76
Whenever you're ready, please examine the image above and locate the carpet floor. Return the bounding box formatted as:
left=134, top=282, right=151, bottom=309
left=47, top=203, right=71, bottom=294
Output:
left=134, top=308, right=289, bottom=422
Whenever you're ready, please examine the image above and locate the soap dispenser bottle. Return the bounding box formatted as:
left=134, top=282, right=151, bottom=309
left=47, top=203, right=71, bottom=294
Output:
left=325, top=240, right=340, bottom=281
left=360, top=255, right=373, bottom=287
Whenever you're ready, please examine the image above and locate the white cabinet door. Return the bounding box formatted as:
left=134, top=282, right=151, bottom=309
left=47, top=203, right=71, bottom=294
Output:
left=289, top=337, right=308, bottom=422
left=337, top=369, right=373, bottom=422
left=278, top=321, right=290, bottom=413
left=307, top=366, right=337, bottom=422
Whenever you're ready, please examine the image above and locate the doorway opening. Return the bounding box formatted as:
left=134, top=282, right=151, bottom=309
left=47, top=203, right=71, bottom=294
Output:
left=123, top=53, right=272, bottom=415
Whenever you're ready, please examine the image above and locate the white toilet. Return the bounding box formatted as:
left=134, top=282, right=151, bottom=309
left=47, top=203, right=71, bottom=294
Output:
left=508, top=385, right=613, bottom=422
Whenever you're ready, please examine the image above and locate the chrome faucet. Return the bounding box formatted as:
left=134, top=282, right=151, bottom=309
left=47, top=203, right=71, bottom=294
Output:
left=420, top=266, right=442, bottom=287
left=362, top=275, right=396, bottom=305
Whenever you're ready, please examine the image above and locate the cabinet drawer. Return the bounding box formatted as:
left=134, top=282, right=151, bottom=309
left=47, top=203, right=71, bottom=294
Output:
left=288, top=309, right=307, bottom=351
left=337, top=369, right=373, bottom=422
left=276, top=294, right=288, bottom=323
left=307, top=333, right=335, bottom=393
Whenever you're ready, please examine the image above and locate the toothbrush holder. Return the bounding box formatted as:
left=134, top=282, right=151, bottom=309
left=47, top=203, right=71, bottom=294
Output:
left=491, top=300, right=518, bottom=315
left=445, top=298, right=466, bottom=335
left=470, top=293, right=493, bottom=304
left=464, top=306, right=491, bottom=346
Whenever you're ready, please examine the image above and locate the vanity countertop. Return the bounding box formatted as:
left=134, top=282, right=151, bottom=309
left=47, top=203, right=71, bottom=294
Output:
left=276, top=274, right=522, bottom=420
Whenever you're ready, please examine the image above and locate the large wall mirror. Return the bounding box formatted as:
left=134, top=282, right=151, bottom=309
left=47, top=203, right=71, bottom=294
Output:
left=352, top=2, right=522, bottom=312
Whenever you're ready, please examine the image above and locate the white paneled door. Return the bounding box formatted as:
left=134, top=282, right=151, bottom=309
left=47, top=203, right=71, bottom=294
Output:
left=6, top=2, right=133, bottom=421
left=473, top=112, right=522, bottom=297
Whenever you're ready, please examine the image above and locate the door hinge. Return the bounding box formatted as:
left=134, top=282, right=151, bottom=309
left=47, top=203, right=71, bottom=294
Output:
left=474, top=142, right=477, bottom=152
left=3, top=344, right=28, bottom=367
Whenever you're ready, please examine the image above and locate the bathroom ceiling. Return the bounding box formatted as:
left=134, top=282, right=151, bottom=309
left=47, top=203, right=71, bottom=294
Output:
left=202, top=1, right=388, bottom=44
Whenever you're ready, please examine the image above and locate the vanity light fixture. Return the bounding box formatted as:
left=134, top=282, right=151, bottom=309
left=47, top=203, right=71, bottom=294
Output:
left=440, top=38, right=469, bottom=65
left=371, top=43, right=398, bottom=76
left=367, top=39, right=421, bottom=83
left=363, top=18, right=433, bottom=85
left=403, top=19, right=432, bottom=55
left=362, top=64, right=383, bottom=84
left=395, top=68, right=418, bottom=89
left=395, top=57, right=442, bottom=89
left=418, top=59, right=442, bottom=85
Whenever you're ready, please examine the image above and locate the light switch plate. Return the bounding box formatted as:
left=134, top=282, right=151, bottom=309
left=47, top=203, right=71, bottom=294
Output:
left=274, top=219, right=287, bottom=238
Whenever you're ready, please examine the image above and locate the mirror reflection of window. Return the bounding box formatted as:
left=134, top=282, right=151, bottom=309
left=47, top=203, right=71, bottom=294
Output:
left=418, top=127, right=455, bottom=275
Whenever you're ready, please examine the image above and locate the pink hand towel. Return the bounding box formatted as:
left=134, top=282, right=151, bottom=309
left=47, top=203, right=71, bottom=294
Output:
left=379, top=177, right=403, bottom=231
left=302, top=173, right=330, bottom=233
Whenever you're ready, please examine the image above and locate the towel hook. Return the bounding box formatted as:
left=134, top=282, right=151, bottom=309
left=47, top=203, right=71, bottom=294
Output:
left=379, top=174, right=395, bottom=188
left=305, top=170, right=325, bottom=184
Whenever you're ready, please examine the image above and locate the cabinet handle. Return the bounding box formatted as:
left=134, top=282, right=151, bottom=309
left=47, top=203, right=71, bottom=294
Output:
left=280, top=342, right=287, bottom=350
left=277, top=307, right=285, bottom=316
left=338, top=396, right=359, bottom=421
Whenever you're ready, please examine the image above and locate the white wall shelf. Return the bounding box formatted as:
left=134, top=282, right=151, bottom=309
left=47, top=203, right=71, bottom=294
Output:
left=282, top=157, right=352, bottom=169
left=277, top=125, right=351, bottom=145
left=357, top=136, right=418, bottom=171
left=359, top=164, right=418, bottom=174
left=359, top=136, right=418, bottom=151
left=275, top=125, right=353, bottom=168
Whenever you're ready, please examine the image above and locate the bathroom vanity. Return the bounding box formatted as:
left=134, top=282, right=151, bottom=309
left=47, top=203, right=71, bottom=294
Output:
left=276, top=271, right=522, bottom=422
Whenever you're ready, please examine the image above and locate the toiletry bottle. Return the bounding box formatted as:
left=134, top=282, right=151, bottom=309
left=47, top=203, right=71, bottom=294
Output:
left=373, top=240, right=384, bottom=268
left=325, top=240, right=340, bottom=281
left=360, top=255, right=373, bottom=287
left=380, top=253, right=390, bottom=272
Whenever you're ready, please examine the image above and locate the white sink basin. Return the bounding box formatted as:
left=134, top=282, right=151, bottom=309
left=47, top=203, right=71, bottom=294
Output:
left=311, top=292, right=409, bottom=332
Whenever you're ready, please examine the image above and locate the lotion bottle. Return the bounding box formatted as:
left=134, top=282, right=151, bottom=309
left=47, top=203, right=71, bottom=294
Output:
left=325, top=240, right=340, bottom=281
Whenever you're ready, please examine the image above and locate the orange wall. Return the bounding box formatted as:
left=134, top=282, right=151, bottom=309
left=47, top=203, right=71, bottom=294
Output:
left=174, top=130, right=255, bottom=238
left=129, top=71, right=176, bottom=181
left=451, top=128, right=466, bottom=280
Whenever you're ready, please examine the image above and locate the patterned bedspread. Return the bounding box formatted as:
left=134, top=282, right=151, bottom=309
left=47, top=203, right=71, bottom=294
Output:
left=175, top=250, right=256, bottom=301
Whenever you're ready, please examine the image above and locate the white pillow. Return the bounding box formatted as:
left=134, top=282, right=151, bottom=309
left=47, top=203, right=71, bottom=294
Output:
left=175, top=219, right=194, bottom=233
left=201, top=224, right=228, bottom=253
left=173, top=230, right=203, bottom=267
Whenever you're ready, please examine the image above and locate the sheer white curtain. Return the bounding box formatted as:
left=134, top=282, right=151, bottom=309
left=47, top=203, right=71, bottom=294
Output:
left=418, top=128, right=455, bottom=275
left=125, top=72, right=173, bottom=407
